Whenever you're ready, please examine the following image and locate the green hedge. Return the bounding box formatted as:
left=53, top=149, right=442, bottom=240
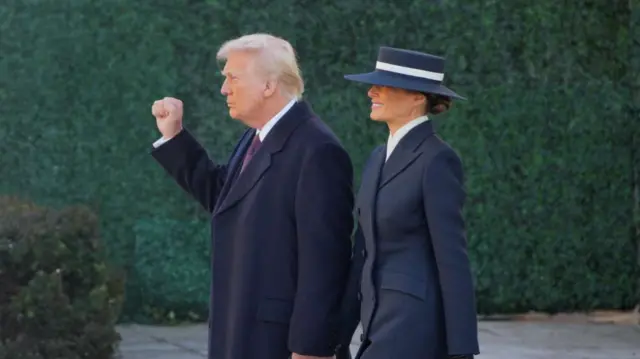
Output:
left=0, top=0, right=637, bottom=321
left=131, top=217, right=210, bottom=323
left=631, top=0, right=640, bottom=302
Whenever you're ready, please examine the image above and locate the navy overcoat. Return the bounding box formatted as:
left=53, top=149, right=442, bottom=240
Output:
left=152, top=100, right=355, bottom=359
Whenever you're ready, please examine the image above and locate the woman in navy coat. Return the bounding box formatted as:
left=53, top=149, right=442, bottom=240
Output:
left=336, top=46, right=480, bottom=359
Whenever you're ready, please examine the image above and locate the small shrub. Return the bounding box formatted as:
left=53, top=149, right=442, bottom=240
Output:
left=0, top=196, right=125, bottom=359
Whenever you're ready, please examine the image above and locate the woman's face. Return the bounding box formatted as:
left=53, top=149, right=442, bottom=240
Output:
left=367, top=85, right=425, bottom=124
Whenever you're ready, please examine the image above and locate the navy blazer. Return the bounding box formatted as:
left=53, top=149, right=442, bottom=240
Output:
left=339, top=120, right=480, bottom=359
left=152, top=100, right=355, bottom=359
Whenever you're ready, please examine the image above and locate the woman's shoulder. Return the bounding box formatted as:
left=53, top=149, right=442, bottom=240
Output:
left=422, top=134, right=461, bottom=160
left=416, top=135, right=464, bottom=177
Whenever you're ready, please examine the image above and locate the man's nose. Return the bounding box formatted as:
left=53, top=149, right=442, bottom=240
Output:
left=220, top=79, right=229, bottom=95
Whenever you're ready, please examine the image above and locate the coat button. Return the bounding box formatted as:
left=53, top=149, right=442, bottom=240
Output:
left=357, top=291, right=362, bottom=301
left=360, top=333, right=365, bottom=341
left=361, top=249, right=366, bottom=257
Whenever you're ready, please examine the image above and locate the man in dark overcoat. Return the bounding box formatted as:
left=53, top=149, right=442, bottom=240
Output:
left=150, top=33, right=354, bottom=359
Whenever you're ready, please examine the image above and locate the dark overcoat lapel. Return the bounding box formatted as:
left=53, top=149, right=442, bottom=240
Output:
left=378, top=122, right=434, bottom=189
left=213, top=130, right=253, bottom=213
left=213, top=105, right=306, bottom=217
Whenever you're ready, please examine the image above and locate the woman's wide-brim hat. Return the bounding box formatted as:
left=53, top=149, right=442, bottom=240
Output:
left=344, top=46, right=465, bottom=100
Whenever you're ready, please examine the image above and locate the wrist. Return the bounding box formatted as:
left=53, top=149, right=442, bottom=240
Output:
left=163, top=128, right=182, bottom=140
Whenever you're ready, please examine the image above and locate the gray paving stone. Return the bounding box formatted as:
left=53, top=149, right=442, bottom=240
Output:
left=118, top=349, right=204, bottom=359
left=116, top=321, right=640, bottom=359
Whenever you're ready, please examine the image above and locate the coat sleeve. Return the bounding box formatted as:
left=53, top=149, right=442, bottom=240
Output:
left=422, top=148, right=480, bottom=356
left=289, top=142, right=355, bottom=356
left=150, top=128, right=227, bottom=213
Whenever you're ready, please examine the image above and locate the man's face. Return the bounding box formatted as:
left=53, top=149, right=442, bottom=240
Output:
left=367, top=85, right=424, bottom=123
left=220, top=51, right=266, bottom=125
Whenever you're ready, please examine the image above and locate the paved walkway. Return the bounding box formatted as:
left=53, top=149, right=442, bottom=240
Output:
left=117, top=320, right=640, bottom=359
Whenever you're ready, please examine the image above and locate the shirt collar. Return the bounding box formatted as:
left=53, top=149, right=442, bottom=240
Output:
left=256, top=98, right=296, bottom=141
left=386, top=115, right=430, bottom=160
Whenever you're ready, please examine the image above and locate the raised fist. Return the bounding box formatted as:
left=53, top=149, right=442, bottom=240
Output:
left=152, top=97, right=183, bottom=139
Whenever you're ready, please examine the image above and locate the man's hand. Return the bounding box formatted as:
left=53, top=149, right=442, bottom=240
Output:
left=152, top=97, right=183, bottom=139
left=291, top=354, right=335, bottom=359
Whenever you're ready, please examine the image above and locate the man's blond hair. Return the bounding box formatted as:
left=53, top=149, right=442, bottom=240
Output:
left=217, top=33, right=304, bottom=100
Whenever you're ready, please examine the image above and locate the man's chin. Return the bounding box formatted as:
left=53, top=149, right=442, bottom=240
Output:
left=228, top=108, right=240, bottom=119
left=228, top=110, right=253, bottom=127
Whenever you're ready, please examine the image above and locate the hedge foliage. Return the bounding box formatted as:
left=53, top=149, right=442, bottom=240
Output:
left=0, top=0, right=637, bottom=322
left=0, top=197, right=124, bottom=359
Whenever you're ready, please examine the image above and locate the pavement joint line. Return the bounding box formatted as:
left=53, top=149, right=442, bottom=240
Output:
left=148, top=334, right=207, bottom=358
left=478, top=327, right=501, bottom=336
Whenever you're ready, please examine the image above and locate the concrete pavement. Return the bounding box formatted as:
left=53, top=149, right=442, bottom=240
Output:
left=117, top=320, right=640, bottom=359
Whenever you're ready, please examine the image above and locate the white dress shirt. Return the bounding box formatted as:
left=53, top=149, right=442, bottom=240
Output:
left=254, top=98, right=296, bottom=141
left=152, top=98, right=297, bottom=148
left=386, top=115, right=430, bottom=160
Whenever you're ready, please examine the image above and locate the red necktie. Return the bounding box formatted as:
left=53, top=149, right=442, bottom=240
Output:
left=240, top=134, right=262, bottom=173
